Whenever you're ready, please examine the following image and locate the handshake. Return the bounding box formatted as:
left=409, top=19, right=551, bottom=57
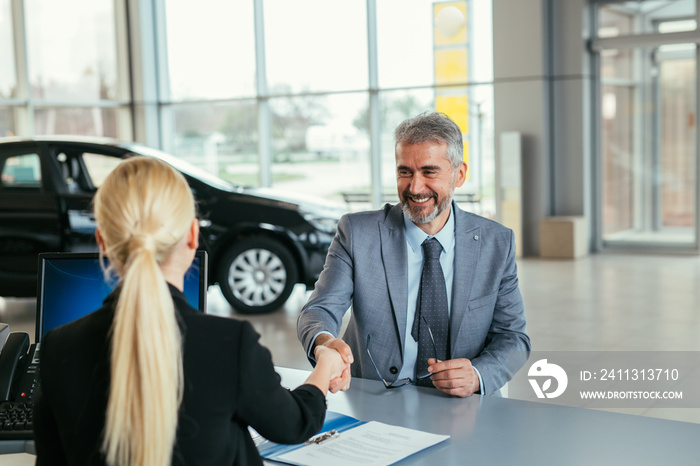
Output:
left=306, top=334, right=480, bottom=398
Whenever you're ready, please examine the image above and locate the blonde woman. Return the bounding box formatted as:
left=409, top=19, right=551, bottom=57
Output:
left=33, top=157, right=346, bottom=466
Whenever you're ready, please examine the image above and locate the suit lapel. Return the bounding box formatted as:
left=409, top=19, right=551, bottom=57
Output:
left=379, top=204, right=408, bottom=356
left=450, top=204, right=481, bottom=355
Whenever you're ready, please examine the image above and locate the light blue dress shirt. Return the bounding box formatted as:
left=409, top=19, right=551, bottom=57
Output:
left=400, top=208, right=483, bottom=391
left=398, top=209, right=455, bottom=380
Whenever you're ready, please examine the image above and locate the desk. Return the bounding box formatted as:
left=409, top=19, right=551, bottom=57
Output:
left=4, top=367, right=700, bottom=464
left=277, top=367, right=700, bottom=465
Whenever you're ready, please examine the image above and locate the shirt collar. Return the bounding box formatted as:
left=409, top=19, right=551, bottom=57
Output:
left=403, top=204, right=455, bottom=254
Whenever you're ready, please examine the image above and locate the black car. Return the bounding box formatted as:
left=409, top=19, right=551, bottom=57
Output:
left=0, top=136, right=344, bottom=313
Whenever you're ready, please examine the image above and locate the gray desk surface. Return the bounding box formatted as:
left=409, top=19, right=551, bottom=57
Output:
left=4, top=367, right=700, bottom=465
left=277, top=367, right=700, bottom=466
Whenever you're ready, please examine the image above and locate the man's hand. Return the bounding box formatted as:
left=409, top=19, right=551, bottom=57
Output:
left=314, top=334, right=353, bottom=393
left=427, top=358, right=480, bottom=397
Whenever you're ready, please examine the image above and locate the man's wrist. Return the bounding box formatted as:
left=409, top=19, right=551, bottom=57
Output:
left=308, top=331, right=335, bottom=361
left=314, top=333, right=334, bottom=350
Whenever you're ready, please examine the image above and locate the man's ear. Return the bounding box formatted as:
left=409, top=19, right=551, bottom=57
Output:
left=454, top=161, right=467, bottom=188
left=187, top=218, right=199, bottom=250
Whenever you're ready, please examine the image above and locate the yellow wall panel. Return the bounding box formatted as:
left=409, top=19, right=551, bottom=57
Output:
left=435, top=49, right=468, bottom=85
left=433, top=0, right=470, bottom=177
left=435, top=94, right=469, bottom=134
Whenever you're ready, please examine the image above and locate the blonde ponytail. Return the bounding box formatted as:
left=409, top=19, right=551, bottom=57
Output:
left=94, top=157, right=194, bottom=466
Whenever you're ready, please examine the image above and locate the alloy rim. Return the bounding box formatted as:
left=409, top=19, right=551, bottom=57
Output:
left=228, top=248, right=287, bottom=307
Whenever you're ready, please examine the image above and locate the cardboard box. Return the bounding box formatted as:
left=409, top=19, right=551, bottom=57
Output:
left=540, top=216, right=587, bottom=259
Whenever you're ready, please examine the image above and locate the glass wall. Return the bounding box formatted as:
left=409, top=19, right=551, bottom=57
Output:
left=164, top=0, right=256, bottom=100
left=25, top=0, right=118, bottom=101
left=0, top=0, right=16, bottom=102
left=0, top=0, right=131, bottom=139
left=264, top=1, right=368, bottom=94
left=0, top=107, right=16, bottom=137
left=0, top=0, right=17, bottom=137
left=159, top=0, right=494, bottom=213
left=34, top=107, right=123, bottom=137
left=377, top=0, right=436, bottom=89
left=269, top=92, right=370, bottom=204
left=1, top=0, right=495, bottom=215
left=170, top=101, right=259, bottom=186
left=595, top=0, right=698, bottom=249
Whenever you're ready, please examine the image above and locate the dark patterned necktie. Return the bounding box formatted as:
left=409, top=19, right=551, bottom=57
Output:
left=411, top=237, right=449, bottom=387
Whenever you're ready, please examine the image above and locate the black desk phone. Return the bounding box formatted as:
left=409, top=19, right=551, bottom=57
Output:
left=0, top=331, right=39, bottom=439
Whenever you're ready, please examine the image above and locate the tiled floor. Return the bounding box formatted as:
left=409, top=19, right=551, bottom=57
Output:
left=2, top=253, right=699, bottom=424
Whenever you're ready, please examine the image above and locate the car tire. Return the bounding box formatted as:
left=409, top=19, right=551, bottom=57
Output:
left=218, top=237, right=298, bottom=314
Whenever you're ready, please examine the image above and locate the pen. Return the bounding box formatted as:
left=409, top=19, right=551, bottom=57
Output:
left=305, top=429, right=340, bottom=445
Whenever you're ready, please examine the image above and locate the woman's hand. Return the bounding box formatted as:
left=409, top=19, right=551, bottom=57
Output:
left=305, top=344, right=352, bottom=396
left=314, top=345, right=347, bottom=381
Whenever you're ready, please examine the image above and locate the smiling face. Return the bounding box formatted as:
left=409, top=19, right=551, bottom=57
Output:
left=396, top=141, right=467, bottom=235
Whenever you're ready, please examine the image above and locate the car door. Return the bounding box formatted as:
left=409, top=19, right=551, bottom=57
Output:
left=45, top=143, right=125, bottom=252
left=0, top=143, right=63, bottom=296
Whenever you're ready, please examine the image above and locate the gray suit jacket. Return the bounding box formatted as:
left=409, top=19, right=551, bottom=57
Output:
left=297, top=202, right=531, bottom=394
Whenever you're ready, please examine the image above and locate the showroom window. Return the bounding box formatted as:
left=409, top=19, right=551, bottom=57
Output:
left=159, top=0, right=495, bottom=212
left=0, top=0, right=17, bottom=136
left=1, top=0, right=131, bottom=139
left=263, top=0, right=368, bottom=94
left=2, top=0, right=495, bottom=216
left=592, top=0, right=699, bottom=251
left=164, top=0, right=256, bottom=100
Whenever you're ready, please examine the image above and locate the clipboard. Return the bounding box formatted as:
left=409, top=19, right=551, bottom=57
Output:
left=256, top=411, right=449, bottom=466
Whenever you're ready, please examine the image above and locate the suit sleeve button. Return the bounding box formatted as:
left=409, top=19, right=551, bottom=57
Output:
left=389, top=366, right=398, bottom=374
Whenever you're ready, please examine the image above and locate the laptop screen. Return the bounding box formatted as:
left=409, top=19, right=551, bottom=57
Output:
left=35, top=251, right=208, bottom=342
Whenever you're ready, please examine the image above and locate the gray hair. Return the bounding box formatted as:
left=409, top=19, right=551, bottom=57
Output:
left=394, top=112, right=463, bottom=170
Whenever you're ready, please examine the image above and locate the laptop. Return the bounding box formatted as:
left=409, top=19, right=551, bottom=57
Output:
left=35, top=250, right=208, bottom=342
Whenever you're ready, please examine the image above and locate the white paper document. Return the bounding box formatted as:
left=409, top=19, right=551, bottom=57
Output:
left=275, top=421, right=450, bottom=466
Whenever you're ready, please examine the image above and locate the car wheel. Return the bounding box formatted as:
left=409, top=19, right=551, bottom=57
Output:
left=218, top=237, right=298, bottom=314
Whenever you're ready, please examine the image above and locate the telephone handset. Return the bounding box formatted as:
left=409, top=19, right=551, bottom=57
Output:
left=0, top=332, right=37, bottom=402
left=0, top=331, right=38, bottom=439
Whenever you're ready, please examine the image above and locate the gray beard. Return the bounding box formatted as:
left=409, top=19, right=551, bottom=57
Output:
left=401, top=191, right=453, bottom=224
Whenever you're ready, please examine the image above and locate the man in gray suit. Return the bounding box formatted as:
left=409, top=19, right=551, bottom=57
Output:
left=298, top=112, right=530, bottom=397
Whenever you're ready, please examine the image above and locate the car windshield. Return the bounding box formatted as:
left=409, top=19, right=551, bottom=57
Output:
left=126, top=144, right=240, bottom=193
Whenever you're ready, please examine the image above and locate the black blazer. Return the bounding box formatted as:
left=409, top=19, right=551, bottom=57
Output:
left=33, top=284, right=326, bottom=465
